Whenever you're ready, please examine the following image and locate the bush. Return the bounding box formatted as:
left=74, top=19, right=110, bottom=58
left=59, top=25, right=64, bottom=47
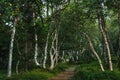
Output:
left=6, top=69, right=54, bottom=80
left=0, top=73, right=6, bottom=80
left=72, top=70, right=120, bottom=80
left=5, top=63, right=70, bottom=80
left=71, top=62, right=120, bottom=80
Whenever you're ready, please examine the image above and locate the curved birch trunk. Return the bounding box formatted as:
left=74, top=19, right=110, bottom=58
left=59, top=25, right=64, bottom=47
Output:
left=82, top=32, right=105, bottom=71
left=43, top=2, right=49, bottom=69
left=34, top=31, right=41, bottom=66
left=97, top=13, right=113, bottom=71
left=32, top=12, right=41, bottom=67
left=49, top=32, right=56, bottom=70
left=43, top=32, right=49, bottom=69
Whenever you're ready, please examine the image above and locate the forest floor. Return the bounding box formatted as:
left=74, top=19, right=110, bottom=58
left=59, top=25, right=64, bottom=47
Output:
left=0, top=63, right=75, bottom=80
left=49, top=67, right=75, bottom=80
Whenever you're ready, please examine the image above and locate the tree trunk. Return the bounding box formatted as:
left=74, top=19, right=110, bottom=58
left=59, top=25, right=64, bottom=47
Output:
left=62, top=51, right=65, bottom=62
left=16, top=41, right=21, bottom=74
left=50, top=54, right=55, bottom=70
left=49, top=31, right=56, bottom=70
left=43, top=2, right=49, bottom=69
left=34, top=29, right=41, bottom=66
left=32, top=11, right=41, bottom=67
left=97, top=13, right=113, bottom=71
left=55, top=28, right=59, bottom=66
left=7, top=18, right=17, bottom=77
left=49, top=22, right=59, bottom=70
left=82, top=32, right=105, bottom=71
left=76, top=51, right=79, bottom=61
left=102, top=36, right=108, bottom=68
left=16, top=60, right=20, bottom=75
left=43, top=31, right=49, bottom=69
left=25, top=41, right=28, bottom=71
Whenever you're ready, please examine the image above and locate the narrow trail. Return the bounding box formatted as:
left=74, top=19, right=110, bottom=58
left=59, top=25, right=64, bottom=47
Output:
left=49, top=67, right=75, bottom=80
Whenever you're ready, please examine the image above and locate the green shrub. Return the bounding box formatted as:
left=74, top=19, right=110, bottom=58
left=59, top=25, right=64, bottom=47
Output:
left=0, top=73, right=6, bottom=80
left=6, top=63, right=70, bottom=80
left=72, top=70, right=120, bottom=80
left=71, top=62, right=120, bottom=80
left=6, top=69, right=54, bottom=80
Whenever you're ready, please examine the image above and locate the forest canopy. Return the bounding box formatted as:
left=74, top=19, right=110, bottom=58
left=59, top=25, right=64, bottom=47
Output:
left=0, top=0, right=120, bottom=80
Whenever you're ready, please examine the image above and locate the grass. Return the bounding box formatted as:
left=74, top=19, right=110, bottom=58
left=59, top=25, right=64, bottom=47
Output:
left=71, top=61, right=120, bottom=80
left=50, top=62, right=70, bottom=74
left=6, top=69, right=54, bottom=80
left=0, top=73, right=6, bottom=80
left=0, top=62, right=70, bottom=80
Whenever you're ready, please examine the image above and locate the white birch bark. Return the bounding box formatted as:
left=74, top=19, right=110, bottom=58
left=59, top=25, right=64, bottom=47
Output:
left=55, top=29, right=59, bottom=66
left=62, top=51, right=65, bottom=62
left=32, top=12, right=41, bottom=66
left=43, top=32, right=49, bottom=69
left=34, top=32, right=41, bottom=66
left=49, top=32, right=56, bottom=70
left=97, top=3, right=113, bottom=71
left=98, top=13, right=113, bottom=71
left=7, top=20, right=16, bottom=77
left=43, top=2, right=49, bottom=69
left=83, top=32, right=105, bottom=71
left=76, top=51, right=79, bottom=61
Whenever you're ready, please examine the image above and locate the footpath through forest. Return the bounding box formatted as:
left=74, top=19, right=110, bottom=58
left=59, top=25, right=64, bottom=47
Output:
left=49, top=67, right=75, bottom=80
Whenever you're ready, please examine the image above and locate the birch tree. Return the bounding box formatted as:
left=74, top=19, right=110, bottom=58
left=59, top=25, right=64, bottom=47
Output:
left=97, top=10, right=113, bottom=71
left=32, top=10, right=41, bottom=66
left=8, top=18, right=18, bottom=77
left=43, top=2, right=49, bottom=69
left=49, top=28, right=59, bottom=70
left=82, top=32, right=105, bottom=71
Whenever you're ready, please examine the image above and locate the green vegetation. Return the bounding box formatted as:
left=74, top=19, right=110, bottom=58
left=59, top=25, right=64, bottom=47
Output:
left=1, top=0, right=120, bottom=80
left=0, top=63, right=70, bottom=80
left=6, top=70, right=53, bottom=80
left=0, top=73, right=6, bottom=80
left=71, top=62, right=120, bottom=80
left=50, top=63, right=70, bottom=74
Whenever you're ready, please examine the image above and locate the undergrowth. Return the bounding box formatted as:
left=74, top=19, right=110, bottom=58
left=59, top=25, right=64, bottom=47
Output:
left=71, top=62, right=120, bottom=80
left=0, top=62, right=70, bottom=80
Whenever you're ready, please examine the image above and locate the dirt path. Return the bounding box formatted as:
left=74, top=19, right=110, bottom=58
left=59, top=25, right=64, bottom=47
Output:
left=49, top=67, right=75, bottom=80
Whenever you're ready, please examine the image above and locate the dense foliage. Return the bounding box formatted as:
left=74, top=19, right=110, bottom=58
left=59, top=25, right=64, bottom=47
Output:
left=1, top=0, right=120, bottom=79
left=71, top=62, right=120, bottom=80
